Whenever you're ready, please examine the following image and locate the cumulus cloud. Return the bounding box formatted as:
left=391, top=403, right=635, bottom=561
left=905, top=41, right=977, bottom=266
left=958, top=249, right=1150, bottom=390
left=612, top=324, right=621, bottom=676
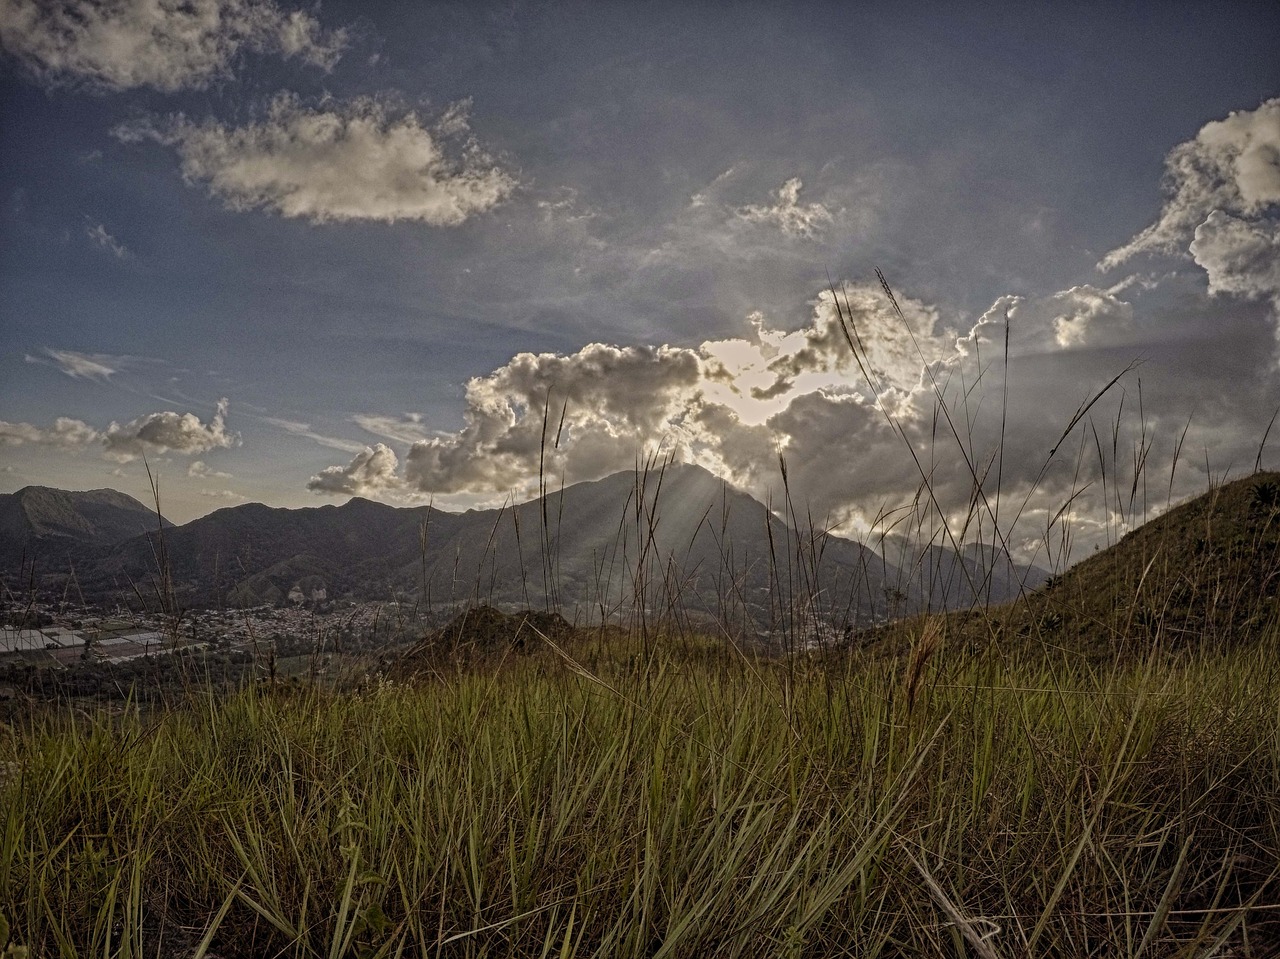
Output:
left=1036, top=286, right=1134, bottom=350
left=1101, top=98, right=1280, bottom=270
left=0, top=417, right=101, bottom=449
left=737, top=178, right=833, bottom=238
left=103, top=398, right=238, bottom=460
left=304, top=288, right=957, bottom=509
left=763, top=284, right=951, bottom=394
left=0, top=0, right=346, bottom=92
left=115, top=93, right=517, bottom=225
left=85, top=222, right=129, bottom=258
left=302, top=256, right=1280, bottom=568
left=402, top=343, right=705, bottom=495
left=302, top=285, right=949, bottom=514
left=26, top=347, right=128, bottom=381
left=307, top=443, right=402, bottom=496
left=2, top=404, right=239, bottom=462
left=188, top=459, right=231, bottom=480
left=1189, top=211, right=1280, bottom=305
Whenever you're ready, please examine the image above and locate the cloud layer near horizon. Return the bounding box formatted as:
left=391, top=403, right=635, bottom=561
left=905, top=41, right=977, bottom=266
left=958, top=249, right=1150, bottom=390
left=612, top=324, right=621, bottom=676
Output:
left=304, top=282, right=1156, bottom=537
left=0, top=399, right=238, bottom=462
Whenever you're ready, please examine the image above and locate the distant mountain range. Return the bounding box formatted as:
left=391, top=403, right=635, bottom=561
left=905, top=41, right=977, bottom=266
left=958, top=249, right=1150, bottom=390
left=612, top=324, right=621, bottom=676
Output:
left=0, top=465, right=1049, bottom=627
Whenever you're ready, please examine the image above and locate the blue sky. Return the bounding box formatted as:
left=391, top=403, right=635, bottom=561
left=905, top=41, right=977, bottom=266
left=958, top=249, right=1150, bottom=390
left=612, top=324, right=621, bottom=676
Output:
left=2, top=0, right=1278, bottom=564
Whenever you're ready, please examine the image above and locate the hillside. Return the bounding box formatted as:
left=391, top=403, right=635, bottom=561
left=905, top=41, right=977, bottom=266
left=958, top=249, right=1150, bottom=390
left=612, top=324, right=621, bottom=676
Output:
left=884, top=471, right=1280, bottom=658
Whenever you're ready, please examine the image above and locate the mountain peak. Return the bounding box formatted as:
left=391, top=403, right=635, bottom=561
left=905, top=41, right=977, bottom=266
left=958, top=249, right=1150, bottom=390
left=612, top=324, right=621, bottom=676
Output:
left=0, top=485, right=166, bottom=567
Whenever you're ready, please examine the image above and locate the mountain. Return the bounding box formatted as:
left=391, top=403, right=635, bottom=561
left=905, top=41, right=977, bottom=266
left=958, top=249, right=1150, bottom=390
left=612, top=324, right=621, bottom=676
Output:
left=80, top=496, right=457, bottom=609
left=413, top=463, right=900, bottom=625
left=3, top=467, right=1047, bottom=629
left=0, top=486, right=167, bottom=576
left=894, top=542, right=1052, bottom=611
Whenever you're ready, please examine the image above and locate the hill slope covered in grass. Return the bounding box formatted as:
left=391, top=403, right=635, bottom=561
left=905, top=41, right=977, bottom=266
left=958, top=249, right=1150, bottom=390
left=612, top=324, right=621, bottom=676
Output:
left=861, top=471, right=1280, bottom=661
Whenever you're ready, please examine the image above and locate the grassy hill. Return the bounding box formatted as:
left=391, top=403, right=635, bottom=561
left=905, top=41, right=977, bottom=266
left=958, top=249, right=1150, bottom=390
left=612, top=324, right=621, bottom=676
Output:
left=856, top=471, right=1280, bottom=662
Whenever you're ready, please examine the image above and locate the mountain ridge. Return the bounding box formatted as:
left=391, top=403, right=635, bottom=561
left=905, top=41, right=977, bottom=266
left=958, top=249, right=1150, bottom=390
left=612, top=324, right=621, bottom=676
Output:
left=0, top=485, right=169, bottom=572
left=2, top=466, right=1049, bottom=626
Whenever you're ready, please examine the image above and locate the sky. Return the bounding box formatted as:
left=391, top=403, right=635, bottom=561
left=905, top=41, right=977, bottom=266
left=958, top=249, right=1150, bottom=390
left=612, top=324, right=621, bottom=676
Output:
left=1, top=0, right=1278, bottom=567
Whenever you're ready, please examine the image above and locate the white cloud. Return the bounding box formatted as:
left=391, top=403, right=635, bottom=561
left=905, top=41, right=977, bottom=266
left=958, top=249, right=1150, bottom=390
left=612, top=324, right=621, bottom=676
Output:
left=352, top=413, right=432, bottom=445
left=401, top=343, right=704, bottom=495
left=262, top=416, right=365, bottom=452
left=0, top=417, right=101, bottom=449
left=737, top=177, right=833, bottom=238
left=116, top=93, right=517, bottom=225
left=762, top=284, right=951, bottom=395
left=300, top=285, right=964, bottom=513
left=954, top=286, right=1135, bottom=356
left=1189, top=210, right=1280, bottom=305
left=188, top=459, right=232, bottom=479
left=1041, top=286, right=1134, bottom=350
left=0, top=0, right=346, bottom=92
left=305, top=266, right=1280, bottom=568
left=307, top=443, right=403, bottom=496
left=310, top=287, right=947, bottom=507
left=1100, top=98, right=1280, bottom=270
left=103, top=398, right=238, bottom=460
left=85, top=222, right=129, bottom=258
left=26, top=347, right=128, bottom=381
left=199, top=488, right=246, bottom=500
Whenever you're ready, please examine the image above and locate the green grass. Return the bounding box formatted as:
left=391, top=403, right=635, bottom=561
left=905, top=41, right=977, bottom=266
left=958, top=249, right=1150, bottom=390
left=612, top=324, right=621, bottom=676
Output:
left=2, top=632, right=1278, bottom=957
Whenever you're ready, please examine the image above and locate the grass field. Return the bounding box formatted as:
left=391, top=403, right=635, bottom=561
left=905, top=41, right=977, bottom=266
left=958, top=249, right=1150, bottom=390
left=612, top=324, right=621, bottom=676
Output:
left=2, top=624, right=1278, bottom=958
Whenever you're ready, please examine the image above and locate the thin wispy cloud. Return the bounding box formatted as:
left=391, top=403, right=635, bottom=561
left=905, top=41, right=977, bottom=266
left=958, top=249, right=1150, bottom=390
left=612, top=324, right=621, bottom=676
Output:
left=199, top=489, right=246, bottom=500
left=0, top=0, right=346, bottom=92
left=262, top=416, right=365, bottom=453
left=26, top=348, right=128, bottom=381
left=352, top=413, right=433, bottom=445
left=115, top=94, right=518, bottom=226
left=84, top=222, right=130, bottom=259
